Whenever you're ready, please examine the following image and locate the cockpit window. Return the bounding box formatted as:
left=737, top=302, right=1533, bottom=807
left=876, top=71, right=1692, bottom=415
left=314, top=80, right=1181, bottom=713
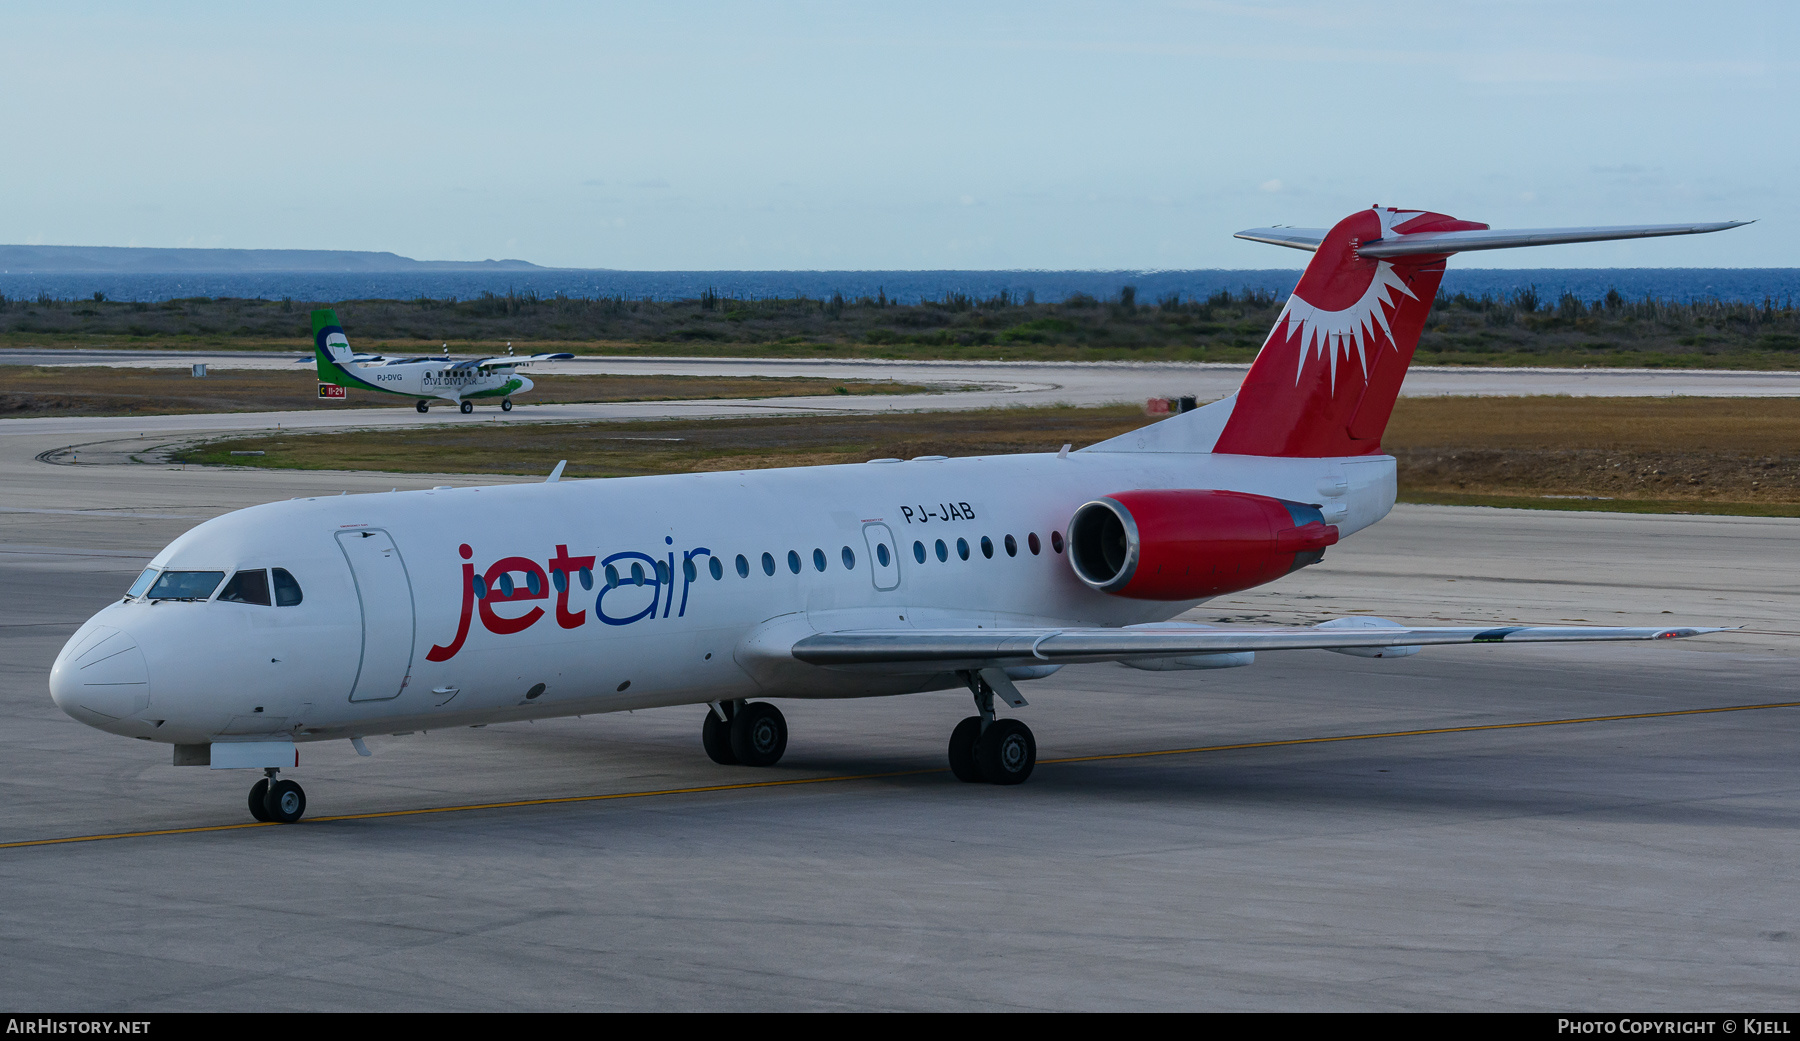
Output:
left=219, top=569, right=272, bottom=606
left=272, top=568, right=303, bottom=607
left=125, top=567, right=159, bottom=599
left=146, top=570, right=225, bottom=601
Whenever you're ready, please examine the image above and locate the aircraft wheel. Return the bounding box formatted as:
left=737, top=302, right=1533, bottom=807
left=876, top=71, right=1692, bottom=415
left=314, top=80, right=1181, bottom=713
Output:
left=702, top=706, right=738, bottom=765
left=976, top=718, right=1035, bottom=785
left=264, top=779, right=307, bottom=824
left=501, top=398, right=513, bottom=412
left=459, top=400, right=474, bottom=415
left=947, top=716, right=984, bottom=782
left=247, top=779, right=273, bottom=822
left=729, top=701, right=787, bottom=767
left=415, top=400, right=429, bottom=414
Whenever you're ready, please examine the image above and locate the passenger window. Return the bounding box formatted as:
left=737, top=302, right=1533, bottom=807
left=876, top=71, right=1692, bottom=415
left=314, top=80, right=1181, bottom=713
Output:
left=1051, top=531, right=1065, bottom=553
left=787, top=550, right=802, bottom=574
left=812, top=548, right=826, bottom=572
left=913, top=541, right=926, bottom=564
left=709, top=557, right=724, bottom=580
left=147, top=570, right=225, bottom=601
left=654, top=561, right=669, bottom=584
left=126, top=567, right=159, bottom=599
left=737, top=554, right=751, bottom=578
left=935, top=539, right=948, bottom=562
left=605, top=564, right=621, bottom=588
left=956, top=537, right=970, bottom=561
left=683, top=558, right=697, bottom=583
left=762, top=552, right=776, bottom=576
left=219, top=569, right=272, bottom=606
left=876, top=543, right=890, bottom=567
left=1004, top=534, right=1017, bottom=557
left=474, top=574, right=490, bottom=599
left=578, top=567, right=593, bottom=591
left=1028, top=532, right=1041, bottom=555
left=842, top=546, right=856, bottom=570
left=980, top=536, right=993, bottom=559
left=552, top=569, right=568, bottom=593
left=272, top=568, right=303, bottom=606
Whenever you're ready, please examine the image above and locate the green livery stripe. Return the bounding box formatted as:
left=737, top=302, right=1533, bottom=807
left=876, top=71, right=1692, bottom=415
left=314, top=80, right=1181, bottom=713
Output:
left=464, top=378, right=523, bottom=399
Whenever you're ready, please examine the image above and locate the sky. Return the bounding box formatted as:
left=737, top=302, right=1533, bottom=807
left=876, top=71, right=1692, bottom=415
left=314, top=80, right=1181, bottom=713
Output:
left=1, top=1, right=1794, bottom=269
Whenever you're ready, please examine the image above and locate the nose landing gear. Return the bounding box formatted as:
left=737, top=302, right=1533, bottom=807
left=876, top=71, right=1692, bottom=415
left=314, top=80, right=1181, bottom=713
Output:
left=248, top=768, right=307, bottom=824
left=415, top=399, right=430, bottom=413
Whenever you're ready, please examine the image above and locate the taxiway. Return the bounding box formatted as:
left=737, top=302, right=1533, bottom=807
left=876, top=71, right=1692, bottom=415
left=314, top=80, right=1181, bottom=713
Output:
left=0, top=423, right=1795, bottom=1009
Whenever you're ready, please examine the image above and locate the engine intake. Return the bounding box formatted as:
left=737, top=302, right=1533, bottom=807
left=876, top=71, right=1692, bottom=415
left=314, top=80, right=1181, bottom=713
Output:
left=1067, top=489, right=1339, bottom=601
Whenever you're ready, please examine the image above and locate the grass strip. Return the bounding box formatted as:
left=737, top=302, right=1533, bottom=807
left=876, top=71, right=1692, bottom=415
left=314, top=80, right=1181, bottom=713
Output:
left=171, top=397, right=1800, bottom=517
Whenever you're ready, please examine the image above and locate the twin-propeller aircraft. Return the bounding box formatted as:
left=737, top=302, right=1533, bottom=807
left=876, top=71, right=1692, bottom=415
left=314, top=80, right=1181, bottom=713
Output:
left=53, top=209, right=1746, bottom=824
left=303, top=324, right=574, bottom=413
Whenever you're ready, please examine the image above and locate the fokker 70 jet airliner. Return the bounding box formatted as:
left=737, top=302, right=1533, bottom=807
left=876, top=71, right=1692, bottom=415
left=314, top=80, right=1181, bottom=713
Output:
left=52, top=208, right=1747, bottom=824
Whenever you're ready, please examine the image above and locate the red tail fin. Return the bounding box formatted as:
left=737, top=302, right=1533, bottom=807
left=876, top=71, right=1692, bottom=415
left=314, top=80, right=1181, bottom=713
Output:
left=1213, top=207, right=1483, bottom=457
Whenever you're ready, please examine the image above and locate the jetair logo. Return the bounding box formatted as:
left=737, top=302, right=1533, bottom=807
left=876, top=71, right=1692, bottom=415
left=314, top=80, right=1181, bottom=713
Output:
left=428, top=540, right=717, bottom=661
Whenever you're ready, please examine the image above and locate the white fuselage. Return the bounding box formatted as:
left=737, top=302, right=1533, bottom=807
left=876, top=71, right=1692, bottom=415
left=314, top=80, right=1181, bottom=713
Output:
left=342, top=357, right=533, bottom=403
left=49, top=447, right=1395, bottom=747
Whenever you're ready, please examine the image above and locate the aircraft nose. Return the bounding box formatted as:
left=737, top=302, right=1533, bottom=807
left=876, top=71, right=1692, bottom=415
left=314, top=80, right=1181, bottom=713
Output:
left=49, top=623, right=152, bottom=726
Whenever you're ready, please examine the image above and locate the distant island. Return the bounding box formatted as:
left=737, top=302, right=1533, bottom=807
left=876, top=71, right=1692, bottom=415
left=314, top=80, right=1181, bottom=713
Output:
left=0, top=245, right=546, bottom=274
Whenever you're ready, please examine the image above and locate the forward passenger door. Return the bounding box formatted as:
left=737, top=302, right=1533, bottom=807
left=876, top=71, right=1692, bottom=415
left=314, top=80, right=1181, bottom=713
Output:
left=336, top=529, right=417, bottom=702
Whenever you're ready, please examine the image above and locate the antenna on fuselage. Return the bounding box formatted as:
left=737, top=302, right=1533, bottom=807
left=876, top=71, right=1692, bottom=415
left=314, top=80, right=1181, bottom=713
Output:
left=546, top=460, right=566, bottom=483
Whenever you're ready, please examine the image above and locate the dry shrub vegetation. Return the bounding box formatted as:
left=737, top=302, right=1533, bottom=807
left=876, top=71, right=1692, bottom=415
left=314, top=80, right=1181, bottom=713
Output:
left=177, top=397, right=1800, bottom=517
left=5, top=285, right=1798, bottom=367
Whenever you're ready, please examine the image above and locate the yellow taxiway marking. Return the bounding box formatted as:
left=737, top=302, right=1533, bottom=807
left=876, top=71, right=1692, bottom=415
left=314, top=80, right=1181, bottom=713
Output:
left=5, top=698, right=1797, bottom=851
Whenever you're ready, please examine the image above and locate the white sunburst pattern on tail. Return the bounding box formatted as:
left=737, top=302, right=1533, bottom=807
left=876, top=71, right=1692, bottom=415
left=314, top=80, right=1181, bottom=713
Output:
left=1274, top=261, right=1417, bottom=388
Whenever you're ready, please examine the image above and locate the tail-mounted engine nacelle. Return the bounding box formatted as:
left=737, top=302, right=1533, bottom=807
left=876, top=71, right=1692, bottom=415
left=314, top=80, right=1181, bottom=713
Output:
left=1066, top=489, right=1339, bottom=601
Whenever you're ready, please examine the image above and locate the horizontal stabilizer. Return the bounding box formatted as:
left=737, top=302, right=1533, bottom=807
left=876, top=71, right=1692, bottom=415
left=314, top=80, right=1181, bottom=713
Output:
left=1360, top=221, right=1750, bottom=257
left=789, top=623, right=1727, bottom=672
left=1235, top=220, right=1749, bottom=256
left=1233, top=227, right=1328, bottom=252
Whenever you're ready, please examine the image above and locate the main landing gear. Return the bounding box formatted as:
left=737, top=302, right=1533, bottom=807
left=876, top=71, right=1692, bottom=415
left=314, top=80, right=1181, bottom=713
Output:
left=948, top=670, right=1036, bottom=785
left=459, top=399, right=474, bottom=415
left=500, top=398, right=513, bottom=412
left=415, top=399, right=430, bottom=413
left=247, top=768, right=307, bottom=824
left=701, top=700, right=788, bottom=767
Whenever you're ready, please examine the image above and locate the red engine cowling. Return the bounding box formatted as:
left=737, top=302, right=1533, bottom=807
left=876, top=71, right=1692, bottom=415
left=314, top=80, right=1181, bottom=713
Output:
left=1065, top=489, right=1339, bottom=601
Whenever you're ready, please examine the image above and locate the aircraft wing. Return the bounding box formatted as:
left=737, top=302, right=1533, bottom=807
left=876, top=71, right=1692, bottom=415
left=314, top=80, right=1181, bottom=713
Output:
left=789, top=622, right=1726, bottom=672
left=447, top=352, right=577, bottom=373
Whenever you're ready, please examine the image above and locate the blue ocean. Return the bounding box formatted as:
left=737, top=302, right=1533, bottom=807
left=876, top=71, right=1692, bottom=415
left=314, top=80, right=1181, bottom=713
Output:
left=0, top=268, right=1794, bottom=307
